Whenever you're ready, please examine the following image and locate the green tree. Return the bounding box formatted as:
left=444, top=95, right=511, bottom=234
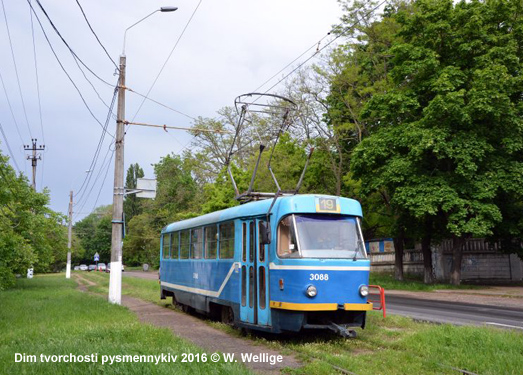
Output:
left=74, top=205, right=112, bottom=263
left=351, top=0, right=523, bottom=285
left=0, top=150, right=68, bottom=289
left=124, top=163, right=144, bottom=225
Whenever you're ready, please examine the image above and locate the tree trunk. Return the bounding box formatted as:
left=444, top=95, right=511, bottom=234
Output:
left=450, top=236, right=465, bottom=285
left=393, top=231, right=405, bottom=281
left=421, top=234, right=434, bottom=284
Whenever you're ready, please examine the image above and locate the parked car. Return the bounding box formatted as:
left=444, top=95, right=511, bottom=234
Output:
left=88, top=264, right=97, bottom=272
left=105, top=263, right=125, bottom=273
left=73, top=266, right=80, bottom=271
left=79, top=264, right=88, bottom=271
left=97, top=263, right=106, bottom=272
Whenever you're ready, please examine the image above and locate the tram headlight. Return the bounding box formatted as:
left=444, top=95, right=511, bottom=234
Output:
left=306, top=285, right=317, bottom=298
left=359, top=285, right=369, bottom=297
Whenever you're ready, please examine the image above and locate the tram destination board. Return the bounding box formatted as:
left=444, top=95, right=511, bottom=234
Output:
left=315, top=197, right=340, bottom=213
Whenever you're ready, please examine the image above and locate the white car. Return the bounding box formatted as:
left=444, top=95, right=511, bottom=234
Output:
left=79, top=264, right=88, bottom=271
left=73, top=266, right=80, bottom=271
left=97, top=263, right=106, bottom=272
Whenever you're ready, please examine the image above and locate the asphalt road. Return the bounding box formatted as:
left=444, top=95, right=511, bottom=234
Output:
left=386, top=294, right=523, bottom=330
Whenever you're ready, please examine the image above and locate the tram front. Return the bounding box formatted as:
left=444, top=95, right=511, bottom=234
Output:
left=267, top=195, right=372, bottom=337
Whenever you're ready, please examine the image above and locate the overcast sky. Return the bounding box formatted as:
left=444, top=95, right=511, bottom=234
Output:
left=0, top=0, right=344, bottom=222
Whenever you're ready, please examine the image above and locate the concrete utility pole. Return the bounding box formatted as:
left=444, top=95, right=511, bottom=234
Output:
left=108, top=55, right=126, bottom=305
left=65, top=190, right=73, bottom=279
left=24, top=138, right=45, bottom=190
left=108, top=6, right=178, bottom=305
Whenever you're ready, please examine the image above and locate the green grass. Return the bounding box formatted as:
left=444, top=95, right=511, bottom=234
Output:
left=80, top=272, right=162, bottom=305
left=369, top=272, right=481, bottom=292
left=79, top=272, right=523, bottom=375
left=0, top=274, right=250, bottom=375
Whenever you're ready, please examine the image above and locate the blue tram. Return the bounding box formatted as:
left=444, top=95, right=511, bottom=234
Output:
left=159, top=194, right=372, bottom=336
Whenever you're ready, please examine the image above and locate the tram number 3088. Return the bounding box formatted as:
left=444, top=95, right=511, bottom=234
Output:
left=309, top=273, right=329, bottom=281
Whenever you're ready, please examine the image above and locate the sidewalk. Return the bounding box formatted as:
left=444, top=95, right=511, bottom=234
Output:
left=385, top=286, right=523, bottom=309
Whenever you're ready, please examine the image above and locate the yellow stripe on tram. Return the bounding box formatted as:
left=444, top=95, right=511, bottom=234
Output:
left=269, top=301, right=338, bottom=311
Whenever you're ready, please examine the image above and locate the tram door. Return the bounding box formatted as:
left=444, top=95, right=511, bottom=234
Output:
left=239, top=219, right=270, bottom=326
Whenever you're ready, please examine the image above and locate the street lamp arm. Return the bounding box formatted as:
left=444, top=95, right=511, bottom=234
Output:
left=122, top=10, right=158, bottom=55
left=122, top=7, right=178, bottom=55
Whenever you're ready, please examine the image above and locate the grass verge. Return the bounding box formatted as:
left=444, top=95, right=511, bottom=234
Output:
left=81, top=271, right=523, bottom=375
left=369, top=272, right=481, bottom=292
left=0, top=274, right=250, bottom=375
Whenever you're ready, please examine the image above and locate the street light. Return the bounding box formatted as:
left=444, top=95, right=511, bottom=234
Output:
left=108, top=7, right=178, bottom=305
left=122, top=7, right=178, bottom=55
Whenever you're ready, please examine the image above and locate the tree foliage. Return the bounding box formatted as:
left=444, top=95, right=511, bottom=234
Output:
left=350, top=0, right=523, bottom=284
left=0, top=150, right=68, bottom=289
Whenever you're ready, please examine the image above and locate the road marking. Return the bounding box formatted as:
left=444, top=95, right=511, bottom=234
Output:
left=485, top=322, right=523, bottom=330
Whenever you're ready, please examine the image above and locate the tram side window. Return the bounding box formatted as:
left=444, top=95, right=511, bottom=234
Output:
left=219, top=221, right=235, bottom=259
left=277, top=215, right=300, bottom=258
left=180, top=230, right=190, bottom=259
left=171, top=232, right=179, bottom=259
left=162, top=233, right=171, bottom=259
left=205, top=225, right=218, bottom=259
left=191, top=228, right=203, bottom=259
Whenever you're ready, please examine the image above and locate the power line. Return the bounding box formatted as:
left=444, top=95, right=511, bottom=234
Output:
left=252, top=0, right=388, bottom=97
left=29, top=0, right=45, bottom=144
left=130, top=0, right=203, bottom=123
left=0, top=121, right=21, bottom=172
left=73, top=84, right=118, bottom=203
left=74, top=0, right=119, bottom=70
left=90, top=149, right=114, bottom=213
left=29, top=0, right=46, bottom=188
left=0, top=69, right=25, bottom=145
left=1, top=0, right=33, bottom=139
left=73, top=144, right=114, bottom=221
left=125, top=86, right=196, bottom=121
left=31, top=0, right=113, bottom=87
left=27, top=0, right=116, bottom=136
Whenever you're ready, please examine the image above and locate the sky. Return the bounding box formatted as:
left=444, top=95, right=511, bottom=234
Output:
left=0, top=0, right=344, bottom=222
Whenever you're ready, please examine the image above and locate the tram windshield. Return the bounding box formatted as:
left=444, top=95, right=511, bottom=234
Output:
left=277, top=214, right=367, bottom=259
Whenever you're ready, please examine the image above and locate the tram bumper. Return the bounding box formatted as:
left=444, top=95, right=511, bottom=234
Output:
left=270, top=302, right=371, bottom=333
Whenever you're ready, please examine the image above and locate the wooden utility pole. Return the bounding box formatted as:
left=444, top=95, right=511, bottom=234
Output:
left=24, top=138, right=45, bottom=190
left=108, top=55, right=126, bottom=305
left=65, top=191, right=73, bottom=279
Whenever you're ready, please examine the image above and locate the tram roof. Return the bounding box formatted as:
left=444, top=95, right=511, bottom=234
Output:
left=162, top=194, right=362, bottom=233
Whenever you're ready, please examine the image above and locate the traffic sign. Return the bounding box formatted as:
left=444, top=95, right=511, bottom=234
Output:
left=94, top=253, right=100, bottom=262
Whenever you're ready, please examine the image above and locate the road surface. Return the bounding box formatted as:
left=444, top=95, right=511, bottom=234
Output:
left=386, top=294, right=523, bottom=330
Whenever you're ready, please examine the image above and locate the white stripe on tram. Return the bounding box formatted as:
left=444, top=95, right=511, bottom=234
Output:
left=161, top=262, right=240, bottom=298
left=268, top=263, right=370, bottom=271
